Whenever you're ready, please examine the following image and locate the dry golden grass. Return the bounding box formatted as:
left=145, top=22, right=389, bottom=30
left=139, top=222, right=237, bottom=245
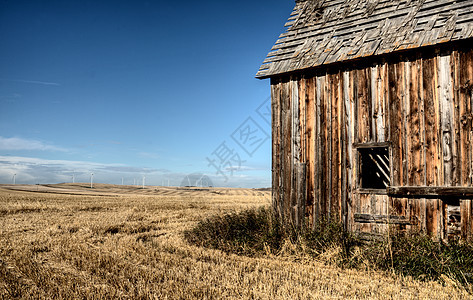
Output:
left=0, top=184, right=471, bottom=299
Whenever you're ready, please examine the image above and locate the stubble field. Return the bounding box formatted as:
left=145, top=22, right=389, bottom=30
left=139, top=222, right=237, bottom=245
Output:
left=0, top=183, right=470, bottom=299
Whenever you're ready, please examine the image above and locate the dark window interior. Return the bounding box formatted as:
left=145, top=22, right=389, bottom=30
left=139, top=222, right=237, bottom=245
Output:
left=358, top=146, right=390, bottom=189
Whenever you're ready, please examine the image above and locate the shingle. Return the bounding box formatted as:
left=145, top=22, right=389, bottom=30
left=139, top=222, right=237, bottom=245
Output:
left=256, top=0, right=473, bottom=78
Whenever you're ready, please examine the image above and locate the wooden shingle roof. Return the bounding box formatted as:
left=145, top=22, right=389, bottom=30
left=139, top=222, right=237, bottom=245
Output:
left=256, top=0, right=473, bottom=78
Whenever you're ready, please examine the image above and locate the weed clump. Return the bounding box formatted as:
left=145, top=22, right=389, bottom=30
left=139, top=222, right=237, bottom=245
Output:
left=185, top=206, right=473, bottom=288
left=364, top=233, right=473, bottom=285
left=184, top=207, right=282, bottom=256
left=184, top=207, right=358, bottom=258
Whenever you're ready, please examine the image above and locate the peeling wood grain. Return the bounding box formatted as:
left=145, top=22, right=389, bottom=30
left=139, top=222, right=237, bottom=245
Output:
left=439, top=55, right=454, bottom=186
left=354, top=213, right=414, bottom=225
left=423, top=57, right=440, bottom=186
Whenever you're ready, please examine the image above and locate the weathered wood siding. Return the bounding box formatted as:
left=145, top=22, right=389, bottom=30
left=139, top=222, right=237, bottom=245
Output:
left=271, top=46, right=473, bottom=239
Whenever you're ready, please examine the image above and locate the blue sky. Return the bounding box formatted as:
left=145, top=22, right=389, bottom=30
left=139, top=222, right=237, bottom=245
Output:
left=0, top=0, right=293, bottom=187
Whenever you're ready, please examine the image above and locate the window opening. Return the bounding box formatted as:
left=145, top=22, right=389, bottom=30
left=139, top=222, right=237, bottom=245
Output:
left=358, top=146, right=390, bottom=189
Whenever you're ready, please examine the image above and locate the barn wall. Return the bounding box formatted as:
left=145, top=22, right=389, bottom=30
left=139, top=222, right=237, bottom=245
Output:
left=271, top=47, right=473, bottom=239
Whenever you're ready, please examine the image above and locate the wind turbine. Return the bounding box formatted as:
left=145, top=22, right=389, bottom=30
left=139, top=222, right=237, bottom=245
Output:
left=90, top=173, right=94, bottom=189
left=198, top=174, right=204, bottom=187
left=12, top=173, right=16, bottom=185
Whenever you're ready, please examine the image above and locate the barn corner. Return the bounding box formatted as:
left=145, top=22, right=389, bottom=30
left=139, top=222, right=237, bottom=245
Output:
left=258, top=0, right=473, bottom=241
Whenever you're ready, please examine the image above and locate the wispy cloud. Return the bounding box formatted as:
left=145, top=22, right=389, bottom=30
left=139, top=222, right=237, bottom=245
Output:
left=98, top=166, right=168, bottom=174
left=0, top=93, right=22, bottom=103
left=138, top=152, right=160, bottom=159
left=0, top=156, right=165, bottom=184
left=0, top=78, right=60, bottom=86
left=224, top=165, right=268, bottom=172
left=0, top=137, right=67, bottom=152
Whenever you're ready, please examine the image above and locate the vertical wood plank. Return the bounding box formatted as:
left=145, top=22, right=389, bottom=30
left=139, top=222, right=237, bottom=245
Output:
left=408, top=58, right=424, bottom=186
left=452, top=51, right=462, bottom=186
left=299, top=78, right=306, bottom=168
left=298, top=78, right=307, bottom=220
left=403, top=60, right=410, bottom=186
left=434, top=56, right=442, bottom=187
left=423, top=57, right=440, bottom=186
left=271, top=79, right=282, bottom=221
left=299, top=78, right=308, bottom=226
left=419, top=198, right=427, bottom=232
left=343, top=70, right=352, bottom=231
left=280, top=79, right=287, bottom=223
left=353, top=69, right=359, bottom=145
left=461, top=200, right=468, bottom=240
left=331, top=72, right=341, bottom=220
left=426, top=199, right=435, bottom=235
left=415, top=57, right=427, bottom=236
left=338, top=71, right=343, bottom=223
left=282, top=78, right=292, bottom=226
left=378, top=195, right=389, bottom=234
left=439, top=55, right=454, bottom=186
left=467, top=200, right=473, bottom=241
left=376, top=63, right=387, bottom=142
left=371, top=66, right=378, bottom=141
left=419, top=57, right=427, bottom=187
left=438, top=199, right=446, bottom=240
left=370, top=194, right=377, bottom=234
left=290, top=77, right=296, bottom=225
left=314, top=76, right=321, bottom=226
left=350, top=70, right=359, bottom=230
left=409, top=196, right=421, bottom=232
left=467, top=50, right=473, bottom=240
left=356, top=68, right=372, bottom=143
left=423, top=56, right=441, bottom=238
left=459, top=50, right=473, bottom=186
left=359, top=194, right=372, bottom=233
left=296, top=162, right=306, bottom=228
left=326, top=74, right=333, bottom=218
left=305, top=77, right=316, bottom=227
left=291, top=77, right=302, bottom=226
left=383, top=62, right=391, bottom=143
left=467, top=48, right=472, bottom=188
left=388, top=62, right=403, bottom=186
left=316, top=75, right=326, bottom=219
left=280, top=78, right=286, bottom=224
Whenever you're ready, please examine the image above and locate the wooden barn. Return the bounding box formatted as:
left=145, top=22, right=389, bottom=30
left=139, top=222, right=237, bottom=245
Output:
left=257, top=0, right=473, bottom=240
